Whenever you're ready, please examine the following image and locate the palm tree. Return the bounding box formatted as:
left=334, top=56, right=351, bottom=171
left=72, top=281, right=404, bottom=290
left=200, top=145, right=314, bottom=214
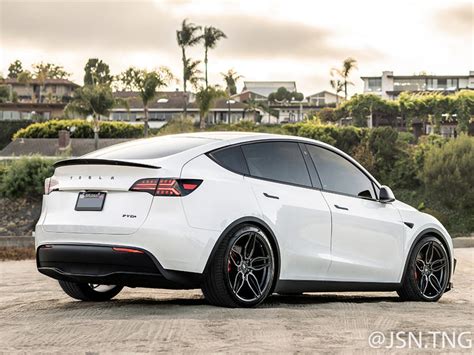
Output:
left=176, top=19, right=202, bottom=117
left=195, top=86, right=225, bottom=129
left=202, top=26, right=227, bottom=88
left=119, top=67, right=174, bottom=137
left=331, top=57, right=358, bottom=100
left=330, top=77, right=344, bottom=105
left=65, top=85, right=128, bottom=150
left=221, top=69, right=243, bottom=96
left=184, top=58, right=202, bottom=90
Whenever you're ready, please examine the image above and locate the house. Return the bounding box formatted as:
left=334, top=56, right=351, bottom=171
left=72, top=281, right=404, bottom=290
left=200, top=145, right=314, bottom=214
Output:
left=0, top=78, right=79, bottom=103
left=0, top=78, right=79, bottom=120
left=110, top=91, right=248, bottom=126
left=0, top=102, right=67, bottom=120
left=361, top=71, right=474, bottom=100
left=306, top=91, right=344, bottom=106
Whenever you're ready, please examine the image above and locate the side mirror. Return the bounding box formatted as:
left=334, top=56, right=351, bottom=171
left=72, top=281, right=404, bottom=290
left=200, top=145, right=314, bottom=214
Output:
left=379, top=185, right=395, bottom=203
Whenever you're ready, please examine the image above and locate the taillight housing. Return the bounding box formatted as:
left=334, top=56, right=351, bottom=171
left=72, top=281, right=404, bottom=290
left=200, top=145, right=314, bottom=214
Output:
left=44, top=177, right=59, bottom=195
left=130, top=178, right=202, bottom=196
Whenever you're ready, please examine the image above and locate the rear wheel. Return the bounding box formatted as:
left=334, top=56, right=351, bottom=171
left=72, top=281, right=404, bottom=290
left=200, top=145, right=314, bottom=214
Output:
left=202, top=225, right=275, bottom=307
left=59, top=280, right=123, bottom=301
left=397, top=236, right=449, bottom=302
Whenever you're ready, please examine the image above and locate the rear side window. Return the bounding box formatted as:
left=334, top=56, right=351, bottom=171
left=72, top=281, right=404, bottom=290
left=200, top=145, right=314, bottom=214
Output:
left=306, top=145, right=376, bottom=199
left=209, top=145, right=249, bottom=175
left=241, top=142, right=311, bottom=187
left=85, top=137, right=216, bottom=160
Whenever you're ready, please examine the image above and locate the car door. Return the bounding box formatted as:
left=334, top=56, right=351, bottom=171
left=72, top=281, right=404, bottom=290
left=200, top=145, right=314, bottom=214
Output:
left=241, top=141, right=332, bottom=281
left=306, top=144, right=405, bottom=283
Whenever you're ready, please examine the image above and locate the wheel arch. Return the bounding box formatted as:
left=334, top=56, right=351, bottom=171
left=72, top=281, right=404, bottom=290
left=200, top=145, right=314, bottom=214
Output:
left=400, top=227, right=453, bottom=284
left=204, top=217, right=281, bottom=293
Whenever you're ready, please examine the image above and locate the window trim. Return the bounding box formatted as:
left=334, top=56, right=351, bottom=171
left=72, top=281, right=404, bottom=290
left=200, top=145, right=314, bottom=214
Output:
left=304, top=143, right=380, bottom=202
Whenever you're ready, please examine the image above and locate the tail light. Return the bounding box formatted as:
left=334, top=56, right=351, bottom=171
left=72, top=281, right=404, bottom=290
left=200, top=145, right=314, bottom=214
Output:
left=130, top=178, right=202, bottom=196
left=44, top=177, right=59, bottom=195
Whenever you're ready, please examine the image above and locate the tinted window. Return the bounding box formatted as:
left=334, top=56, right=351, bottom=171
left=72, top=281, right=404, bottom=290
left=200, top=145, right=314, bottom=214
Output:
left=307, top=145, right=375, bottom=199
left=242, top=142, right=311, bottom=187
left=85, top=137, right=215, bottom=160
left=209, top=146, right=249, bottom=175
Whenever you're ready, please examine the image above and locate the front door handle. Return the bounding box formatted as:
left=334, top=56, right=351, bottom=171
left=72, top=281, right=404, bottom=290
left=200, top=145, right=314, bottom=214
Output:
left=263, top=192, right=279, bottom=200
left=334, top=204, right=349, bottom=210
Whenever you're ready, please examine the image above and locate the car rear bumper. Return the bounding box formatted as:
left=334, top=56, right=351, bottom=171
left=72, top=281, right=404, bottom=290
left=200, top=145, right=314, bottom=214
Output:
left=36, top=244, right=202, bottom=289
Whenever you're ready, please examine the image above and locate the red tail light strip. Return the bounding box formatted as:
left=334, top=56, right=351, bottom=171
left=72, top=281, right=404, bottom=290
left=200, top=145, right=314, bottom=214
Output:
left=112, top=247, right=144, bottom=254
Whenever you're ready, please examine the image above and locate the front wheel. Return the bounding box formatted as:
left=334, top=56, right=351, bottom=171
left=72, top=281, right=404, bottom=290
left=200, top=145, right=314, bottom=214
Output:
left=59, top=280, right=123, bottom=301
left=397, top=236, right=450, bottom=302
left=202, top=225, right=275, bottom=307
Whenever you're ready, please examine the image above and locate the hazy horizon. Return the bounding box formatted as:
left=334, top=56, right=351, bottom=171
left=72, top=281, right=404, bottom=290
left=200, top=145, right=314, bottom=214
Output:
left=0, top=0, right=472, bottom=96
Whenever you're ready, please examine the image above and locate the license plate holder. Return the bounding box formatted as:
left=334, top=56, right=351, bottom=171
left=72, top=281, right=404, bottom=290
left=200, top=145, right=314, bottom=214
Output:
left=75, top=191, right=106, bottom=211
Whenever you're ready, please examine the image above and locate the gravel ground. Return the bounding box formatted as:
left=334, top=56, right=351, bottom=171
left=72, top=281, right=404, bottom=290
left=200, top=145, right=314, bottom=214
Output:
left=0, top=249, right=472, bottom=353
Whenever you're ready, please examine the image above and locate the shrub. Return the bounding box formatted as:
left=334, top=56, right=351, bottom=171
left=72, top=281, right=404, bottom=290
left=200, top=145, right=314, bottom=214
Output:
left=0, top=157, right=55, bottom=199
left=283, top=122, right=366, bottom=154
left=421, top=134, right=474, bottom=209
left=156, top=117, right=196, bottom=135
left=13, top=119, right=143, bottom=139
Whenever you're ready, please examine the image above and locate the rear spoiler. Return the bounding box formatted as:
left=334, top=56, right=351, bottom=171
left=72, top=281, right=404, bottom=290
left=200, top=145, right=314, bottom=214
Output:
left=54, top=158, right=160, bottom=169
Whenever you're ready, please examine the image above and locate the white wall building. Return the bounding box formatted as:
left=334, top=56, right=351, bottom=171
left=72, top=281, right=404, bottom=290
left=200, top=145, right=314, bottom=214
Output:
left=361, top=71, right=474, bottom=100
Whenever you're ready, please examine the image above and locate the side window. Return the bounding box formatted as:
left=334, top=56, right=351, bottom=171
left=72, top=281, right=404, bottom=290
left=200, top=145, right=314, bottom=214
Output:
left=306, top=145, right=376, bottom=199
left=209, top=145, right=249, bottom=175
left=241, top=142, right=311, bottom=187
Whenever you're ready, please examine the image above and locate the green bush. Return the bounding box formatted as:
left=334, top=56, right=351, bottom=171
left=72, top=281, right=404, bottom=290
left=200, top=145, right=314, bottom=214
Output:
left=421, top=134, right=474, bottom=209
left=13, top=119, right=143, bottom=139
left=0, top=157, right=55, bottom=199
left=283, top=122, right=366, bottom=154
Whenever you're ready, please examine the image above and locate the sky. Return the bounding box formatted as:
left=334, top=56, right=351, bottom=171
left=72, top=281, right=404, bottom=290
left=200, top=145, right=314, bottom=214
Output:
left=0, top=0, right=472, bottom=96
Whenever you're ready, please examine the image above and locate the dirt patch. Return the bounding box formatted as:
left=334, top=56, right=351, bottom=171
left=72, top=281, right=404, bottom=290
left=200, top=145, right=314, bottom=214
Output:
left=0, top=249, right=472, bottom=353
left=0, top=197, right=41, bottom=236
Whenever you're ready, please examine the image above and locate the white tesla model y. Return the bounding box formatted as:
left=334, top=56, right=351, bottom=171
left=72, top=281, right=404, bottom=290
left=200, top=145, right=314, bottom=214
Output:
left=35, top=132, right=455, bottom=307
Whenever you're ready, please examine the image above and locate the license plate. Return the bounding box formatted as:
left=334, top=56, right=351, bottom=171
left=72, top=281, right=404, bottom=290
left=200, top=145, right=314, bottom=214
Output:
left=75, top=192, right=106, bottom=211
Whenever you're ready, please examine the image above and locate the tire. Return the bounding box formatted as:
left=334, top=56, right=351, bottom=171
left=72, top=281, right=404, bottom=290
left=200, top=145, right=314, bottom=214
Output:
left=58, top=280, right=123, bottom=301
left=202, top=224, right=275, bottom=308
left=397, top=236, right=450, bottom=302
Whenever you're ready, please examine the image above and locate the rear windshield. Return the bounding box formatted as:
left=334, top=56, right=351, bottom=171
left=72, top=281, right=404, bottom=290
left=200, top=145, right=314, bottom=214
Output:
left=84, top=136, right=216, bottom=160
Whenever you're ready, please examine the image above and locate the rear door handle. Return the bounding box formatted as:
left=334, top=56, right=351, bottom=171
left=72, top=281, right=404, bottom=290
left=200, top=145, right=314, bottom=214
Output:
left=263, top=192, right=279, bottom=200
left=334, top=204, right=349, bottom=210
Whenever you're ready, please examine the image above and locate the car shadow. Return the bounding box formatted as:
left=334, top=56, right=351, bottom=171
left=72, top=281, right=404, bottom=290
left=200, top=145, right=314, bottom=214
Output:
left=54, top=292, right=401, bottom=313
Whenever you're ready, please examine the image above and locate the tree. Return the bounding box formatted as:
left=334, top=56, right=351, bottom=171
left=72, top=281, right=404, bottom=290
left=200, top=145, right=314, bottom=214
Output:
left=339, top=94, right=399, bottom=127
left=330, top=77, right=344, bottom=105
left=176, top=19, right=202, bottom=117
left=65, top=85, right=127, bottom=150
left=183, top=58, right=202, bottom=90
left=32, top=62, right=70, bottom=79
left=268, top=87, right=304, bottom=103
left=84, top=58, right=113, bottom=86
left=195, top=86, right=225, bottom=129
left=202, top=26, right=227, bottom=88
left=0, top=85, right=10, bottom=103
left=119, top=67, right=174, bottom=137
left=221, top=69, right=242, bottom=96
left=31, top=62, right=70, bottom=103
left=453, top=90, right=474, bottom=134
left=8, top=60, right=24, bottom=79
left=244, top=98, right=262, bottom=123
left=331, top=57, right=358, bottom=100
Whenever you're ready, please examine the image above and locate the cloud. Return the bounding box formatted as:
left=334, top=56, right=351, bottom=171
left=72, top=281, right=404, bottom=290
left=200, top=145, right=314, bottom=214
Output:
left=433, top=3, right=473, bottom=36
left=0, top=0, right=380, bottom=62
